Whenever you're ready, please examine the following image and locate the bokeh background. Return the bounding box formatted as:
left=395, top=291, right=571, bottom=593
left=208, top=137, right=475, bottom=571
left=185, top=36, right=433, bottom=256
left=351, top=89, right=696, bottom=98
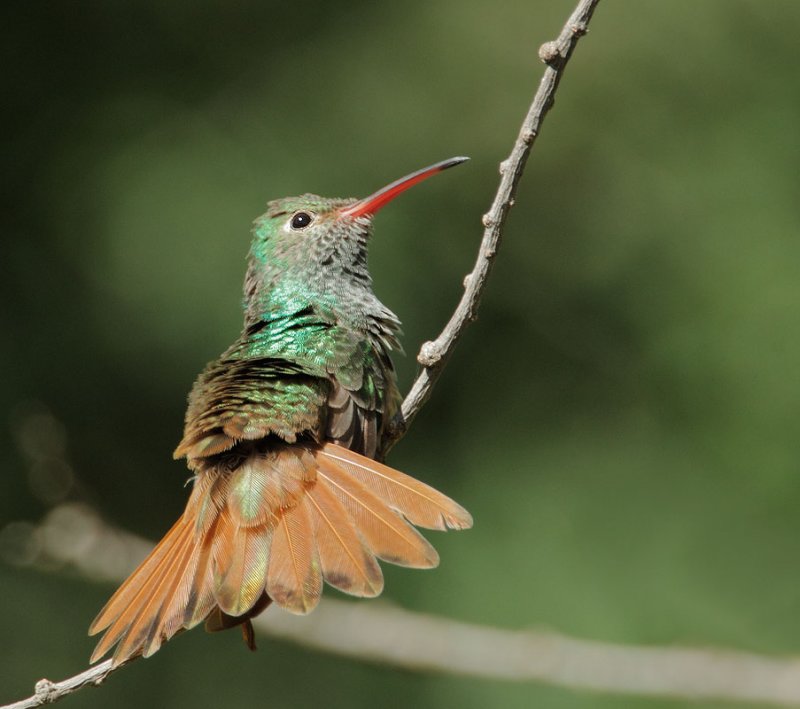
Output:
left=3, top=1, right=800, bottom=707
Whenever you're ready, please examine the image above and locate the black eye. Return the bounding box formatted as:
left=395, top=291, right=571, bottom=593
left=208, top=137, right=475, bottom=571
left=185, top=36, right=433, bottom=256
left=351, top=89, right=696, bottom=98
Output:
left=290, top=212, right=313, bottom=230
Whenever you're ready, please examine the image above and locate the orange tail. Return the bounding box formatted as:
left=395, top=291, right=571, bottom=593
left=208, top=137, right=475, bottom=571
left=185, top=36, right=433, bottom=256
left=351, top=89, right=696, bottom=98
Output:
left=89, top=442, right=471, bottom=665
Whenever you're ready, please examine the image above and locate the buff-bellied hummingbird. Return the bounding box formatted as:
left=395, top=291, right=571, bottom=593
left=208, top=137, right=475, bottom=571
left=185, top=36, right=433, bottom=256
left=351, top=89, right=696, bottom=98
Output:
left=89, top=157, right=473, bottom=665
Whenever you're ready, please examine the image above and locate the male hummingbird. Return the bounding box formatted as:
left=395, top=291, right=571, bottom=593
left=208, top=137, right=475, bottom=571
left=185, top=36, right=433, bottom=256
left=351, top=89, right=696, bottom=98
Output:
left=89, top=157, right=473, bottom=665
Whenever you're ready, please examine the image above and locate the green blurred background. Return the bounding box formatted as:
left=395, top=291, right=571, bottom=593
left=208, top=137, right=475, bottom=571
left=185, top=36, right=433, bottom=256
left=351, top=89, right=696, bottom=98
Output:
left=2, top=1, right=800, bottom=707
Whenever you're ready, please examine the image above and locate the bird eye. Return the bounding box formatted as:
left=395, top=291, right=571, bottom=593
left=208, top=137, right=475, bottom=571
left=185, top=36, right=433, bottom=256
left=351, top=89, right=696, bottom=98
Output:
left=290, top=212, right=313, bottom=230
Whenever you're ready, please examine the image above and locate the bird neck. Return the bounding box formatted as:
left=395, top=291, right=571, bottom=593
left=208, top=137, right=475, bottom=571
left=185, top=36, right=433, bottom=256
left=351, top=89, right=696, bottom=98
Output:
left=240, top=264, right=402, bottom=361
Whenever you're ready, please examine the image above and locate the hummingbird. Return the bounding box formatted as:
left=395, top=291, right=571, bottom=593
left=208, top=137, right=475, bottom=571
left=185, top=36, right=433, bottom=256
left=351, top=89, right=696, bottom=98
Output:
left=89, top=157, right=473, bottom=666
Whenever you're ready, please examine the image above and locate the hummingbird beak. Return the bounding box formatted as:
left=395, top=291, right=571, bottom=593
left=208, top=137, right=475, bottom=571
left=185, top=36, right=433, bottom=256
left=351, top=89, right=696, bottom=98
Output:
left=339, top=156, right=469, bottom=219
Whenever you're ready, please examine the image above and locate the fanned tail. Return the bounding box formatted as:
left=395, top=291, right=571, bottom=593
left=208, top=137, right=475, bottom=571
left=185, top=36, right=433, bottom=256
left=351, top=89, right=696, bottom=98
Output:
left=88, top=516, right=200, bottom=663
left=89, top=442, right=471, bottom=665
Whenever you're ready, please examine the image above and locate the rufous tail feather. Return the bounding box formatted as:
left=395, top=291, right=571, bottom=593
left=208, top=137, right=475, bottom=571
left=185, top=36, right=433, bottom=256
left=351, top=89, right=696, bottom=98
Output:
left=89, top=442, right=472, bottom=666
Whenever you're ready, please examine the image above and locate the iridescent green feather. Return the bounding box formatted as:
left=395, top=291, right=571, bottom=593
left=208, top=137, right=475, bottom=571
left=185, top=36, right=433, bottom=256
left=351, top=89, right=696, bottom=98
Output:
left=175, top=195, right=402, bottom=461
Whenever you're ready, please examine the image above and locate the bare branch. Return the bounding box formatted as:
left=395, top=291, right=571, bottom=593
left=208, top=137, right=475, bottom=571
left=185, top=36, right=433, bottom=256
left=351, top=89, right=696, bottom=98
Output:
left=259, top=604, right=800, bottom=706
left=2, top=662, right=115, bottom=709
left=7, top=504, right=800, bottom=708
left=382, top=0, right=601, bottom=452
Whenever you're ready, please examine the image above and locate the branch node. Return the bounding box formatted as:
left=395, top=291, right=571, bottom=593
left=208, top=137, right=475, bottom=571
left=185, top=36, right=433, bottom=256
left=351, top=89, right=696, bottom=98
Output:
left=522, top=130, right=536, bottom=145
left=571, top=22, right=588, bottom=37
left=482, top=213, right=495, bottom=228
left=499, top=159, right=510, bottom=175
left=34, top=679, right=56, bottom=703
left=538, top=41, right=561, bottom=65
left=463, top=273, right=473, bottom=289
left=417, top=341, right=440, bottom=367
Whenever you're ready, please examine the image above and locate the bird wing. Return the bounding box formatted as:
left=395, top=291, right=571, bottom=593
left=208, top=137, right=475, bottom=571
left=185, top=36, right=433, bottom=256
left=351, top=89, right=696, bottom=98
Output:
left=325, top=339, right=401, bottom=459
left=173, top=355, right=329, bottom=460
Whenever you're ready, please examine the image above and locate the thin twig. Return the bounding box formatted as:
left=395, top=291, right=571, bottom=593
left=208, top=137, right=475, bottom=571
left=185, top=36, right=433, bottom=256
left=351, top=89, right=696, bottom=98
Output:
left=8, top=505, right=800, bottom=708
left=382, top=0, right=601, bottom=452
left=2, top=3, right=602, bottom=707
left=3, top=662, right=115, bottom=709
